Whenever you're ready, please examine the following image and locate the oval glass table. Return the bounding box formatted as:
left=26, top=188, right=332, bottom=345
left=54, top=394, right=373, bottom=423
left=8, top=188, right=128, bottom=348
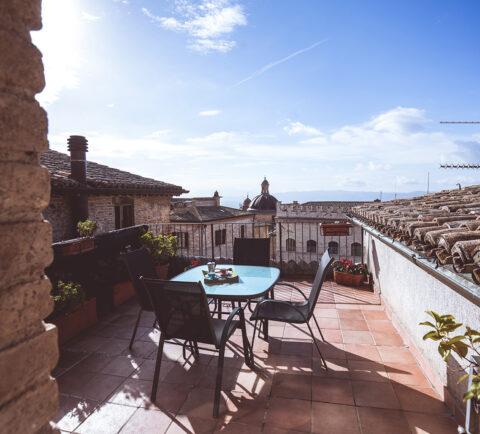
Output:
left=171, top=264, right=280, bottom=302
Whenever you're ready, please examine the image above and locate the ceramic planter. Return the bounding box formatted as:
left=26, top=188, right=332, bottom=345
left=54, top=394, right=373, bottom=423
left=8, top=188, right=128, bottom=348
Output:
left=50, top=298, right=97, bottom=345
left=320, top=223, right=351, bottom=236
left=333, top=270, right=364, bottom=287
left=113, top=281, right=135, bottom=307
left=155, top=263, right=169, bottom=279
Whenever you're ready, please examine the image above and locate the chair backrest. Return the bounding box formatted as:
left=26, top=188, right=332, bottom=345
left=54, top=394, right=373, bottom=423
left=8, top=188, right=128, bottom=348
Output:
left=120, top=247, right=158, bottom=311
left=307, top=249, right=334, bottom=317
left=140, top=278, right=217, bottom=345
left=233, top=238, right=270, bottom=266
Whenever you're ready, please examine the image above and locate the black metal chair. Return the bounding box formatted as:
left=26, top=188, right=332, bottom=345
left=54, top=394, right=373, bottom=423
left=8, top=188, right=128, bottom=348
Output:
left=233, top=238, right=270, bottom=267
left=250, top=249, right=334, bottom=370
left=120, top=247, right=158, bottom=349
left=140, top=277, right=253, bottom=418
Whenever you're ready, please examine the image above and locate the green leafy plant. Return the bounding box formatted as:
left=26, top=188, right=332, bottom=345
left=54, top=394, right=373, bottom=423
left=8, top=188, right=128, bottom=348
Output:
left=420, top=311, right=480, bottom=402
left=77, top=219, right=98, bottom=237
left=333, top=259, right=366, bottom=275
left=140, top=230, right=178, bottom=266
left=52, top=280, right=86, bottom=317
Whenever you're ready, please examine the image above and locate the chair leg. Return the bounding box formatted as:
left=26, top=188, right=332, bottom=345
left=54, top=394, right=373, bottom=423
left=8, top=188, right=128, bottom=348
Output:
left=151, top=335, right=165, bottom=402
left=193, top=341, right=200, bottom=359
left=239, top=310, right=253, bottom=367
left=306, top=321, right=328, bottom=371
left=129, top=308, right=143, bottom=350
left=250, top=319, right=259, bottom=354
left=218, top=301, right=223, bottom=319
left=312, top=315, right=326, bottom=342
left=262, top=319, right=269, bottom=341
left=213, top=345, right=226, bottom=418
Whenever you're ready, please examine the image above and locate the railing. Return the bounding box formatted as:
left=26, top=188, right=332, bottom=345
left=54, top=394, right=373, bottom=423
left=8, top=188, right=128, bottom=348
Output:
left=147, top=221, right=363, bottom=275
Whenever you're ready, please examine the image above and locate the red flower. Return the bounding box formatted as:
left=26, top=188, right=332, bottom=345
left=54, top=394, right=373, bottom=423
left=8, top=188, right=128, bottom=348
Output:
left=191, top=260, right=200, bottom=267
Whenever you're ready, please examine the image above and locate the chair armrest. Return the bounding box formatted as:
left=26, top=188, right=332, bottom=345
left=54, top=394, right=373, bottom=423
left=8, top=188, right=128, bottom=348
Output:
left=219, top=306, right=241, bottom=345
left=275, top=282, right=308, bottom=300
left=256, top=299, right=308, bottom=322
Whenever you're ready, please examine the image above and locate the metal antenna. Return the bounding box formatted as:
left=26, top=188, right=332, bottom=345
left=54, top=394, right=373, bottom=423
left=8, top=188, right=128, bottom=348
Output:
left=427, top=172, right=430, bottom=194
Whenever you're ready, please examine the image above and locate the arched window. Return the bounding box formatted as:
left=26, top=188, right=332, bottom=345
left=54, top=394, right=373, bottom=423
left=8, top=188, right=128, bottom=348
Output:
left=286, top=238, right=296, bottom=252
left=306, top=240, right=317, bottom=253
left=351, top=242, right=362, bottom=257
left=328, top=241, right=339, bottom=255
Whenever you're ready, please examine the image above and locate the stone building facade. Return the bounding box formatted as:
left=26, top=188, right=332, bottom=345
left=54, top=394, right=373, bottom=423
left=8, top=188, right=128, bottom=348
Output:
left=0, top=1, right=59, bottom=432
left=41, top=144, right=186, bottom=242
left=275, top=201, right=367, bottom=266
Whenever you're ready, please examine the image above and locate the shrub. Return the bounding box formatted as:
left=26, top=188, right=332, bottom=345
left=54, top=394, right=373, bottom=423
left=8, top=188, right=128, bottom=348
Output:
left=52, top=280, right=86, bottom=317
left=140, top=230, right=178, bottom=266
left=77, top=219, right=98, bottom=237
left=420, top=311, right=480, bottom=402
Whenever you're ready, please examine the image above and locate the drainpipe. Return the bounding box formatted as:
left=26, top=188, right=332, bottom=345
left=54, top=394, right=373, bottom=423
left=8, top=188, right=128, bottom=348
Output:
left=68, top=135, right=89, bottom=230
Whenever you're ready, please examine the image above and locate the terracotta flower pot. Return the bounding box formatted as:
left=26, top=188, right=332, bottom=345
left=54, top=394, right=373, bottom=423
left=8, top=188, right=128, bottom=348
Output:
left=50, top=298, right=97, bottom=345
left=113, top=281, right=135, bottom=307
left=155, top=263, right=169, bottom=279
left=333, top=270, right=364, bottom=287
left=60, top=237, right=94, bottom=256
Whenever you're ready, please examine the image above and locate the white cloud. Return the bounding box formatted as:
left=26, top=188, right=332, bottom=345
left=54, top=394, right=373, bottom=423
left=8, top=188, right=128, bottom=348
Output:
left=368, top=106, right=429, bottom=134
left=32, top=1, right=82, bottom=106
left=146, top=130, right=171, bottom=138
left=107, top=103, right=115, bottom=108
left=199, top=109, right=221, bottom=116
left=284, top=121, right=322, bottom=137
left=142, top=0, right=246, bottom=53
left=81, top=11, right=101, bottom=21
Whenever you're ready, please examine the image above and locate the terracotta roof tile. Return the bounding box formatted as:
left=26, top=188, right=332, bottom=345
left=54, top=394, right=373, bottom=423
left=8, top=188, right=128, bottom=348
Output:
left=40, top=150, right=187, bottom=195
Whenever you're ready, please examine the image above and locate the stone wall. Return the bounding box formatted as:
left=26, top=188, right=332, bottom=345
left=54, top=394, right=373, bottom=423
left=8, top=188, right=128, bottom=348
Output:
left=45, top=194, right=172, bottom=241
left=0, top=1, right=59, bottom=432
left=43, top=194, right=73, bottom=242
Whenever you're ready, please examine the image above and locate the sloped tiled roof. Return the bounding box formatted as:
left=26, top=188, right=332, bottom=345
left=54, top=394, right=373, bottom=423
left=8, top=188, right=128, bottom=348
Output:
left=171, top=205, right=253, bottom=222
left=351, top=185, right=480, bottom=283
left=41, top=150, right=187, bottom=195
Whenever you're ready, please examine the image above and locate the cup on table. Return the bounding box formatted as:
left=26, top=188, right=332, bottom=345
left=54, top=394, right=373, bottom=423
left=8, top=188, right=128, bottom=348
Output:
left=207, top=262, right=216, bottom=273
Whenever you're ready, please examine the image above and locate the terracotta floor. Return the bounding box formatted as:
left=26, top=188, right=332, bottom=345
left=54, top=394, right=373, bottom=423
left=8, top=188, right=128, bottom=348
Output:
left=53, top=279, right=458, bottom=433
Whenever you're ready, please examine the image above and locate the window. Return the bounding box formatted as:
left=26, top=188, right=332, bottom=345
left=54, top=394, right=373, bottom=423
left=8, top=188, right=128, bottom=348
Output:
left=215, top=229, right=226, bottom=246
left=173, top=231, right=189, bottom=248
left=286, top=238, right=296, bottom=252
left=306, top=240, right=317, bottom=253
left=114, top=204, right=134, bottom=229
left=351, top=242, right=362, bottom=257
left=240, top=225, right=245, bottom=238
left=328, top=241, right=339, bottom=255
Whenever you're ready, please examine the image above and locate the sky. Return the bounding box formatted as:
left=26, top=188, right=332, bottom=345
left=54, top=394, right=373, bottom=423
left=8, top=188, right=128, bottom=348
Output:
left=33, top=0, right=480, bottom=199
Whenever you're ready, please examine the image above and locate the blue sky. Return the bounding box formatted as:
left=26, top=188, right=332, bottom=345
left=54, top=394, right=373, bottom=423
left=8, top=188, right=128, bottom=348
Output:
left=33, top=0, right=480, bottom=199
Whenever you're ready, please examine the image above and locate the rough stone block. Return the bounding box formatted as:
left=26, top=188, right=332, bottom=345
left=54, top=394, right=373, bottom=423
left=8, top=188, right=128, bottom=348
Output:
left=0, top=277, right=53, bottom=340
left=0, top=92, right=48, bottom=152
left=0, top=27, right=45, bottom=95
left=0, top=0, right=42, bottom=31
left=0, top=377, right=58, bottom=434
left=0, top=221, right=53, bottom=290
left=0, top=323, right=58, bottom=407
left=0, top=162, right=50, bottom=223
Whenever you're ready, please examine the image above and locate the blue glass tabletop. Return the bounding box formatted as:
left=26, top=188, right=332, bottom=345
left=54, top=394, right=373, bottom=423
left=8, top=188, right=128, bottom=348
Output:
left=170, top=265, right=280, bottom=300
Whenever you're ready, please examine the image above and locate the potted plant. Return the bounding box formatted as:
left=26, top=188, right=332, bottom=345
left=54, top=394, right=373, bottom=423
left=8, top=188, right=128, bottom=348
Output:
left=49, top=280, right=97, bottom=344
left=139, top=230, right=178, bottom=278
left=333, top=259, right=365, bottom=286
left=58, top=219, right=98, bottom=256
left=420, top=312, right=479, bottom=433
left=320, top=221, right=351, bottom=236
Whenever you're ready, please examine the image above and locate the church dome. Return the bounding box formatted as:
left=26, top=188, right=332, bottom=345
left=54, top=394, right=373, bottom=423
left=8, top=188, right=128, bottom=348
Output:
left=248, top=177, right=278, bottom=212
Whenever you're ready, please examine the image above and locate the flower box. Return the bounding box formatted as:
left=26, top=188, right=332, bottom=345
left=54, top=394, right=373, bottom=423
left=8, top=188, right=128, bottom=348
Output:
left=50, top=298, right=97, bottom=345
left=113, top=281, right=135, bottom=307
left=320, top=223, right=351, bottom=236
left=333, top=270, right=364, bottom=287
left=60, top=237, right=95, bottom=256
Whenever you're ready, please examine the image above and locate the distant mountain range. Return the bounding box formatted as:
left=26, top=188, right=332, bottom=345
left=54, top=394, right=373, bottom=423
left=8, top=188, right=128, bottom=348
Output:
left=221, top=190, right=432, bottom=209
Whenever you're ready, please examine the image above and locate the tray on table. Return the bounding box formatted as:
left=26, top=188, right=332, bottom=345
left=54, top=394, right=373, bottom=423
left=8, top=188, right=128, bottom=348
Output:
left=202, top=268, right=239, bottom=285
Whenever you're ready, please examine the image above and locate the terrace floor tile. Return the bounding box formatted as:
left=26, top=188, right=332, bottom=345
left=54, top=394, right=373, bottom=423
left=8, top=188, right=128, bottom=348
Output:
left=311, top=402, right=360, bottom=433
left=356, top=407, right=411, bottom=434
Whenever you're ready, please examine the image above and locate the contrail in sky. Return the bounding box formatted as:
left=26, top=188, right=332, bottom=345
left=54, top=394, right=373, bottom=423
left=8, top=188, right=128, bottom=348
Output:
left=234, top=38, right=328, bottom=87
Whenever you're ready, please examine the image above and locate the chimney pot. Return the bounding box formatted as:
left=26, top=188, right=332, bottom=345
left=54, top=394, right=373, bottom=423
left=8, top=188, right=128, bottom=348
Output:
left=68, top=135, right=88, bottom=185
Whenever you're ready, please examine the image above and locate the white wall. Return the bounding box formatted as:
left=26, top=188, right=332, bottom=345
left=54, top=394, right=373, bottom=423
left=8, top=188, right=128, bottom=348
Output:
left=363, top=230, right=480, bottom=409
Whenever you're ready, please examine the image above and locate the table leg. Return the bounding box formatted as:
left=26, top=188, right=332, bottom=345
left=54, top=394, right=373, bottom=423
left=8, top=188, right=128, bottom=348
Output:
left=262, top=319, right=269, bottom=340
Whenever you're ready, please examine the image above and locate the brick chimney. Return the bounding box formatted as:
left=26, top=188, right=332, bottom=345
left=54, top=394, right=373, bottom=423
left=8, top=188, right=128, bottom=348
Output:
left=68, top=135, right=89, bottom=227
